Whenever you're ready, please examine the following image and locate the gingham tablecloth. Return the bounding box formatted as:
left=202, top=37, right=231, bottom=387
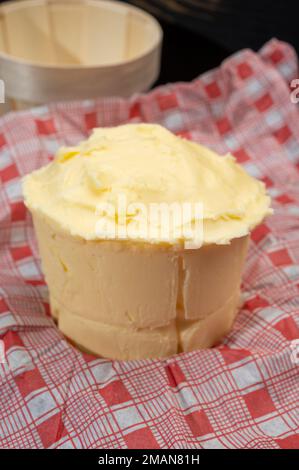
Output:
left=0, top=39, right=298, bottom=449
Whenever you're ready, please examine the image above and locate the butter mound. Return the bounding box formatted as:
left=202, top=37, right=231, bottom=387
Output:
left=23, top=124, right=272, bottom=359
left=23, top=123, right=271, bottom=245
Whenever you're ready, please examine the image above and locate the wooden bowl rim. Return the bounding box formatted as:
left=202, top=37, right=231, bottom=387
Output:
left=0, top=0, right=163, bottom=70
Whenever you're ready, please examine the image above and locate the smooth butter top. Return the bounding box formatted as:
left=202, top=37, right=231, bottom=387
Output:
left=23, top=123, right=271, bottom=245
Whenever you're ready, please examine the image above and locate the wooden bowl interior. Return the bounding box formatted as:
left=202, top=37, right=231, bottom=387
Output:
left=0, top=0, right=160, bottom=66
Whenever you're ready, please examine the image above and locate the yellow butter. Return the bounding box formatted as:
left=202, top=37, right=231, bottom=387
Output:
left=23, top=123, right=271, bottom=245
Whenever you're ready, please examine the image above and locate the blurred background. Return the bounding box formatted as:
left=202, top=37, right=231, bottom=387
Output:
left=123, top=0, right=298, bottom=85
left=0, top=0, right=297, bottom=111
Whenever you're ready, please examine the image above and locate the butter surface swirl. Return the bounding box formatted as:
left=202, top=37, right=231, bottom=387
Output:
left=23, top=123, right=271, bottom=244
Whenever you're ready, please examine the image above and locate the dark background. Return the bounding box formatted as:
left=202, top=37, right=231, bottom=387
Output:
left=123, top=0, right=299, bottom=86
left=1, top=0, right=298, bottom=86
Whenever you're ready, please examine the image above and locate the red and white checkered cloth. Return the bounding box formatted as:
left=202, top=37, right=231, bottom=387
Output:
left=0, top=38, right=298, bottom=449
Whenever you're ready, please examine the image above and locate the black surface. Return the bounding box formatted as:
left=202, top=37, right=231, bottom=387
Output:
left=124, top=0, right=299, bottom=85
left=155, top=18, right=229, bottom=86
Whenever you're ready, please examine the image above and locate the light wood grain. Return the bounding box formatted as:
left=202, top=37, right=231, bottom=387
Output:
left=0, top=0, right=162, bottom=113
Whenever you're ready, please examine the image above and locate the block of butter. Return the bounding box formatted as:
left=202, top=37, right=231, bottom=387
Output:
left=23, top=124, right=271, bottom=360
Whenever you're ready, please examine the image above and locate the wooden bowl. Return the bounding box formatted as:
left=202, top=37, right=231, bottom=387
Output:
left=0, top=0, right=162, bottom=112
